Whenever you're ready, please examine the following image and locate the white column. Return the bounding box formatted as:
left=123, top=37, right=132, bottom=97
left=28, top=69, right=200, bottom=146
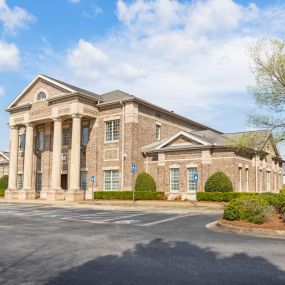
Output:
left=51, top=118, right=62, bottom=190
left=23, top=123, right=34, bottom=190
left=8, top=126, right=19, bottom=190
left=69, top=115, right=82, bottom=191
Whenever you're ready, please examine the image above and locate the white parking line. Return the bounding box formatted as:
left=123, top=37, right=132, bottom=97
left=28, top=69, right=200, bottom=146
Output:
left=60, top=211, right=110, bottom=220
left=106, top=213, right=147, bottom=222
left=139, top=214, right=194, bottom=227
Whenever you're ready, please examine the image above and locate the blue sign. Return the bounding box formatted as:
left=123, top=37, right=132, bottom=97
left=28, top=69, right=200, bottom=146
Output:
left=91, top=176, right=95, bottom=183
left=132, top=163, right=136, bottom=174
left=194, top=174, right=198, bottom=183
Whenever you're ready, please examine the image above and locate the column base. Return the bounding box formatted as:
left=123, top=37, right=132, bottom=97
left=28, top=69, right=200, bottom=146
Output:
left=19, top=189, right=36, bottom=200
left=47, top=189, right=65, bottom=201
left=5, top=189, right=19, bottom=200
left=65, top=190, right=85, bottom=202
left=85, top=188, right=93, bottom=200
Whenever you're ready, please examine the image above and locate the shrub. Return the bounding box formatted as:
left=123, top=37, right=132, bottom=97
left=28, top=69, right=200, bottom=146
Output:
left=135, top=172, right=156, bottom=192
left=94, top=191, right=164, bottom=200
left=260, top=193, right=285, bottom=213
left=223, top=196, right=274, bottom=224
left=279, top=185, right=285, bottom=195
left=205, top=171, right=233, bottom=193
left=197, top=192, right=257, bottom=202
left=0, top=175, right=8, bottom=196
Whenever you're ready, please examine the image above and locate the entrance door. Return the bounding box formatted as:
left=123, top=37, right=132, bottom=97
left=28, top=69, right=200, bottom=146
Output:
left=61, top=174, right=68, bottom=190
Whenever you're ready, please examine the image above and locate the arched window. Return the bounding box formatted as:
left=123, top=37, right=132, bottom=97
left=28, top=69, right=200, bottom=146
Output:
left=36, top=91, right=47, bottom=101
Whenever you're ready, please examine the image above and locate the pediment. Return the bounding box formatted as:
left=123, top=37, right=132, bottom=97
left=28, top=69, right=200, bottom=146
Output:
left=164, top=135, right=201, bottom=148
left=155, top=131, right=210, bottom=150
left=8, top=75, right=74, bottom=109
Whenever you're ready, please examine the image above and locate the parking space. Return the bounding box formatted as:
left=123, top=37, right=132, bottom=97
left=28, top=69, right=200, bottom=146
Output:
left=0, top=203, right=195, bottom=227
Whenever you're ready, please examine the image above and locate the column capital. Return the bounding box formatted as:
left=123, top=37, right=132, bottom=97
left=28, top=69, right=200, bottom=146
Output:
left=72, top=114, right=82, bottom=119
left=53, top=117, right=63, bottom=122
left=25, top=122, right=34, bottom=128
left=9, top=125, right=19, bottom=130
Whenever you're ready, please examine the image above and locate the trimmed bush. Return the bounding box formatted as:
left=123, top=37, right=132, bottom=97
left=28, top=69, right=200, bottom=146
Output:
left=197, top=192, right=257, bottom=202
left=135, top=172, right=156, bottom=192
left=223, top=196, right=274, bottom=224
left=204, top=171, right=233, bottom=193
left=94, top=191, right=164, bottom=200
left=0, top=175, right=8, bottom=197
left=260, top=193, right=285, bottom=212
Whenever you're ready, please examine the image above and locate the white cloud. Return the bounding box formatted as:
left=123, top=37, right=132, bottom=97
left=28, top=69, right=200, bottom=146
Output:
left=0, top=41, right=20, bottom=70
left=82, top=4, right=103, bottom=19
left=0, top=0, right=35, bottom=33
left=0, top=86, right=4, bottom=96
left=65, top=0, right=285, bottom=129
left=68, top=0, right=80, bottom=3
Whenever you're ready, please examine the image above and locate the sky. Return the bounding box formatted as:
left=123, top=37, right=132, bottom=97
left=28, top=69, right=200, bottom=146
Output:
left=0, top=0, right=285, bottom=153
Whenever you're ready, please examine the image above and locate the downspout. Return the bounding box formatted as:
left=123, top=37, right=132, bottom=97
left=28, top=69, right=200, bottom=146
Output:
left=120, top=101, right=125, bottom=190
left=255, top=155, right=258, bottom=193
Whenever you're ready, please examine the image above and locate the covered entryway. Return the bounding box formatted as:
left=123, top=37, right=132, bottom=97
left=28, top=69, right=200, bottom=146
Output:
left=61, top=174, right=68, bottom=190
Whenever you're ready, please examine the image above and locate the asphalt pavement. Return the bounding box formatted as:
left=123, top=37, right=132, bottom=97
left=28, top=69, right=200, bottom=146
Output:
left=0, top=203, right=284, bottom=285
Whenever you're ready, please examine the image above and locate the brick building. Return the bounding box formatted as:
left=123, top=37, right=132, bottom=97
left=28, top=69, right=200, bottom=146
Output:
left=4, top=75, right=284, bottom=201
left=0, top=151, right=9, bottom=179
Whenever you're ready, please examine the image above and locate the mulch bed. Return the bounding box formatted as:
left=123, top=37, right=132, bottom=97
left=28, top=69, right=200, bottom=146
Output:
left=220, top=214, right=285, bottom=230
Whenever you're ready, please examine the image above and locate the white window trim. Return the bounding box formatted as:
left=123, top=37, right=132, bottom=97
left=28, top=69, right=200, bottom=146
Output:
left=170, top=168, right=180, bottom=193
left=104, top=120, right=120, bottom=143
left=238, top=167, right=242, bottom=192
left=187, top=167, right=198, bottom=193
left=104, top=170, right=120, bottom=191
left=155, top=124, right=161, bottom=141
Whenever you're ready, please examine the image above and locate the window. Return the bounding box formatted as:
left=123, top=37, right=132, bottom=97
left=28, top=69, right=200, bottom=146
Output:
left=245, top=168, right=249, bottom=192
left=36, top=173, right=42, bottom=192
left=62, top=153, right=68, bottom=163
left=82, top=126, right=89, bottom=146
left=238, top=167, right=242, bottom=192
left=266, top=171, right=270, bottom=192
left=80, top=171, right=88, bottom=190
left=62, top=128, right=69, bottom=147
left=19, top=134, right=25, bottom=152
left=170, top=168, right=180, bottom=192
left=188, top=167, right=198, bottom=192
left=36, top=91, right=47, bottom=101
left=104, top=170, right=119, bottom=190
left=105, top=120, right=120, bottom=142
left=17, top=174, right=23, bottom=189
left=37, top=130, right=44, bottom=151
left=155, top=124, right=161, bottom=140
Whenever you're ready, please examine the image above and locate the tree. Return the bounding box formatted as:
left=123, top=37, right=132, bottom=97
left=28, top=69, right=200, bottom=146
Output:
left=247, top=39, right=285, bottom=142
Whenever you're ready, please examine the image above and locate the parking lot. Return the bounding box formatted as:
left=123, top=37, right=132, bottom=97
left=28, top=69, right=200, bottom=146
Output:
left=0, top=203, right=197, bottom=226
left=0, top=203, right=285, bottom=285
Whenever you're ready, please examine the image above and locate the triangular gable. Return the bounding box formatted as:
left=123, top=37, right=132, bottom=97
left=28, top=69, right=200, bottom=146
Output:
left=262, top=133, right=281, bottom=158
left=8, top=75, right=77, bottom=109
left=155, top=131, right=210, bottom=150
left=0, top=152, right=9, bottom=161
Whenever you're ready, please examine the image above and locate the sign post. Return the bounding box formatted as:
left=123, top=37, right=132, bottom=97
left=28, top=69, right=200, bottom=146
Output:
left=131, top=162, right=136, bottom=204
left=91, top=175, right=95, bottom=200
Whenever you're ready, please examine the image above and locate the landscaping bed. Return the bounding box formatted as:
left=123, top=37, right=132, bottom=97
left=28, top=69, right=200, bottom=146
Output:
left=220, top=214, right=285, bottom=231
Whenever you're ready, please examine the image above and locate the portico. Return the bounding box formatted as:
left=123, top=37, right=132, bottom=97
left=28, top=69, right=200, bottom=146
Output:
left=5, top=75, right=99, bottom=201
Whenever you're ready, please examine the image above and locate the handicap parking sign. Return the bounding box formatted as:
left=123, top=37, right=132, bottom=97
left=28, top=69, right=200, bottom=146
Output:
left=132, top=163, right=136, bottom=174
left=194, top=174, right=198, bottom=183
left=91, top=176, right=95, bottom=183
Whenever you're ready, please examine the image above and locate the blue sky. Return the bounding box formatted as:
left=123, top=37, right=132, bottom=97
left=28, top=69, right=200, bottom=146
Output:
left=0, top=0, right=285, bottom=153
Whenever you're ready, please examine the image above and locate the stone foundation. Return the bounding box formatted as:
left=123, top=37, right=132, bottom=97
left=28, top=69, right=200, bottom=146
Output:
left=65, top=190, right=85, bottom=201
left=5, top=189, right=19, bottom=200
left=19, top=189, right=36, bottom=200
left=47, top=189, right=65, bottom=201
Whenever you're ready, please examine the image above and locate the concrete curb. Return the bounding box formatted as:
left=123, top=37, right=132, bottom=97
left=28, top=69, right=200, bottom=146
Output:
left=206, top=220, right=285, bottom=239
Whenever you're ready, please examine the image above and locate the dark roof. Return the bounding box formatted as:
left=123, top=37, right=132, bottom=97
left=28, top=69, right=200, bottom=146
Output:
left=0, top=151, right=9, bottom=162
left=100, top=90, right=134, bottom=102
left=41, top=75, right=102, bottom=101
left=142, top=130, right=274, bottom=154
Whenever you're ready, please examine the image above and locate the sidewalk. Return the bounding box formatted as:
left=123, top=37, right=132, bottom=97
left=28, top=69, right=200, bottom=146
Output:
left=0, top=197, right=225, bottom=213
